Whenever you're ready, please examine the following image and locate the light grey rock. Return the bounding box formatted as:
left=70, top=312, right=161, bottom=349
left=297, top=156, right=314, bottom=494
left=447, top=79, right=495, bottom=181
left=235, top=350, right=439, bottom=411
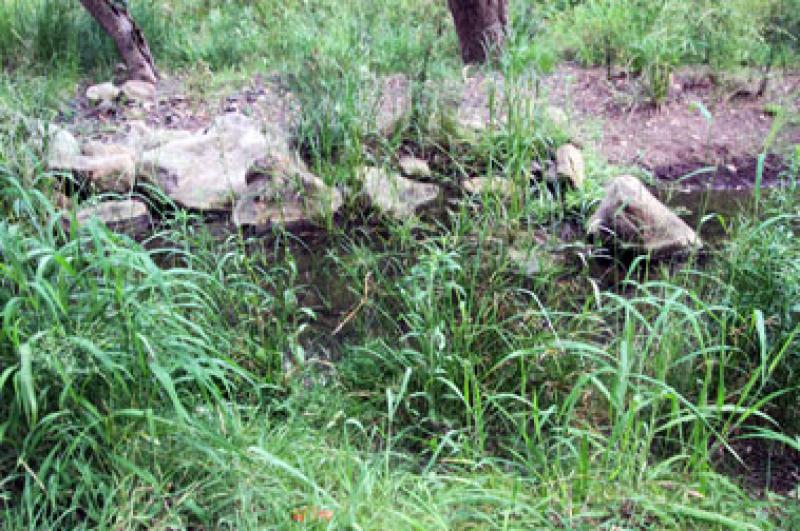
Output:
left=82, top=141, right=135, bottom=158
left=138, top=113, right=268, bottom=210
left=123, top=121, right=194, bottom=157
left=555, top=144, right=586, bottom=188
left=588, top=174, right=702, bottom=255
left=360, top=167, right=440, bottom=219
left=86, top=82, right=120, bottom=104
left=47, top=129, right=135, bottom=193
left=463, top=177, right=518, bottom=199
left=398, top=156, right=432, bottom=179
left=69, top=154, right=136, bottom=193
left=75, top=198, right=151, bottom=235
left=47, top=127, right=81, bottom=165
left=233, top=151, right=343, bottom=229
left=120, top=80, right=156, bottom=102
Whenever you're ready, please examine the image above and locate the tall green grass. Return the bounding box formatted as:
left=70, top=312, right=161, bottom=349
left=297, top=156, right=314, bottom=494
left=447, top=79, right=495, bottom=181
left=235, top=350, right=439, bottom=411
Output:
left=0, top=0, right=799, bottom=527
left=541, top=0, right=800, bottom=103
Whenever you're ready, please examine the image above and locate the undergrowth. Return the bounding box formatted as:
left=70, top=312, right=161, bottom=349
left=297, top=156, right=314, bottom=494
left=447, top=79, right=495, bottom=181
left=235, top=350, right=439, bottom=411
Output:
left=0, top=0, right=799, bottom=529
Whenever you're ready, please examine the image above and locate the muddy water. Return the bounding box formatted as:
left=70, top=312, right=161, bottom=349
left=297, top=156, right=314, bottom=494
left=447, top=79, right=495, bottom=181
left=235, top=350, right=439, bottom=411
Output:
left=652, top=155, right=798, bottom=243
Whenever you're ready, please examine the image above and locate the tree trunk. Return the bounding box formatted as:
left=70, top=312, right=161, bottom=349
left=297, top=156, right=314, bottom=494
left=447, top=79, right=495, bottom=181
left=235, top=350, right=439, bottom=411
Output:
left=447, top=0, right=508, bottom=64
left=79, top=0, right=158, bottom=83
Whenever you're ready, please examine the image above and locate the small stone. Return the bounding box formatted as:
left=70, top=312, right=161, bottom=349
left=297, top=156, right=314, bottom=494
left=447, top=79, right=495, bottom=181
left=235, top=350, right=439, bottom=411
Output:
left=555, top=144, right=586, bottom=188
left=360, top=167, right=440, bottom=219
left=398, top=156, right=432, bottom=179
left=120, top=80, right=156, bottom=102
left=86, top=82, right=120, bottom=104
left=75, top=199, right=151, bottom=235
left=463, top=177, right=517, bottom=199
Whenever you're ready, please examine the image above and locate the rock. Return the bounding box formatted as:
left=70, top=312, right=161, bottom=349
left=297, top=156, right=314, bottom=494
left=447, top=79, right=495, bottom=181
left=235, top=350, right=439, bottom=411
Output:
left=138, top=113, right=268, bottom=210
left=120, top=80, right=156, bottom=102
left=83, top=141, right=135, bottom=158
left=398, top=156, right=432, bottom=179
left=555, top=144, right=586, bottom=188
left=233, top=152, right=343, bottom=229
left=47, top=128, right=81, bottom=166
left=47, top=129, right=135, bottom=193
left=376, top=74, right=412, bottom=136
left=124, top=121, right=194, bottom=156
left=463, top=177, right=517, bottom=199
left=360, top=167, right=440, bottom=219
left=587, top=175, right=702, bottom=255
left=68, top=154, right=136, bottom=193
left=75, top=199, right=151, bottom=235
left=86, top=82, right=120, bottom=104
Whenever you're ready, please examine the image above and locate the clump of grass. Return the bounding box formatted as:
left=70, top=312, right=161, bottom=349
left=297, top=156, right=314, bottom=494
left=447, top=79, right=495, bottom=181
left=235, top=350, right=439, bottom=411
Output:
left=0, top=0, right=799, bottom=527
left=540, top=0, right=798, bottom=103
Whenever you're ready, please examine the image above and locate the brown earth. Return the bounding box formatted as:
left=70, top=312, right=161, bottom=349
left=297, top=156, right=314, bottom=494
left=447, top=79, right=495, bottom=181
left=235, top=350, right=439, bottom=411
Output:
left=543, top=64, right=800, bottom=181
left=63, top=73, right=299, bottom=140
left=714, top=434, right=800, bottom=497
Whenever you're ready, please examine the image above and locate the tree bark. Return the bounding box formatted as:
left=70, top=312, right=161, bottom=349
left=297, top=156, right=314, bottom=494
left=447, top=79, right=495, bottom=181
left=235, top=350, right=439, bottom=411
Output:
left=447, top=0, right=508, bottom=64
left=79, top=0, right=158, bottom=83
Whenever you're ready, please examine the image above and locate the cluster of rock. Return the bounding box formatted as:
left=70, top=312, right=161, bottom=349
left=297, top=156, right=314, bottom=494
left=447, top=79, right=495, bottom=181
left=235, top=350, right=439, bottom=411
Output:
left=51, top=74, right=700, bottom=258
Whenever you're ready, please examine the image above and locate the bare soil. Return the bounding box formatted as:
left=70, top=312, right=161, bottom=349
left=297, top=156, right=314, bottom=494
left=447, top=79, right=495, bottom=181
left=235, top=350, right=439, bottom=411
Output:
left=63, top=73, right=299, bottom=140
left=543, top=64, right=800, bottom=183
left=715, top=435, right=800, bottom=497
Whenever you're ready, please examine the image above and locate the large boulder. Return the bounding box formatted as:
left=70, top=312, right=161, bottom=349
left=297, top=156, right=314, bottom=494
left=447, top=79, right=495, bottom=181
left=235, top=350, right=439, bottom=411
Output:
left=123, top=121, right=195, bottom=157
left=138, top=113, right=268, bottom=210
left=47, top=128, right=136, bottom=193
left=588, top=175, right=702, bottom=255
left=233, top=152, right=343, bottom=230
left=360, top=167, right=440, bottom=219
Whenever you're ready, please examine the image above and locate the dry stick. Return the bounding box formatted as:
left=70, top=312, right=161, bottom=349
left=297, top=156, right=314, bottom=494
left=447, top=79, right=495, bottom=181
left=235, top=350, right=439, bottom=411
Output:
left=332, top=272, right=373, bottom=336
left=18, top=458, right=46, bottom=493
